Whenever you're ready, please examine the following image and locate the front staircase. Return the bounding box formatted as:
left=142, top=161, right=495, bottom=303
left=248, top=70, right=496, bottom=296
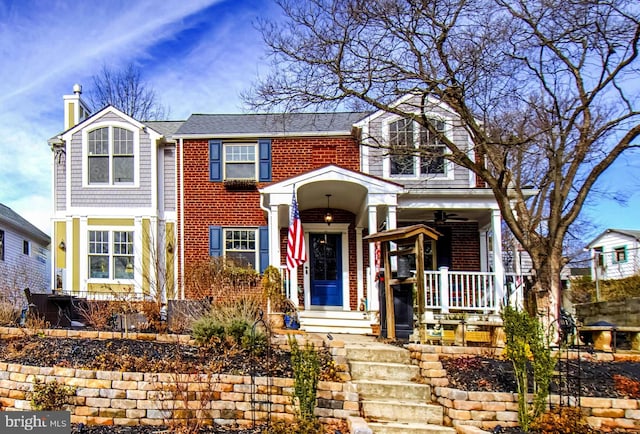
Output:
left=346, top=342, right=456, bottom=434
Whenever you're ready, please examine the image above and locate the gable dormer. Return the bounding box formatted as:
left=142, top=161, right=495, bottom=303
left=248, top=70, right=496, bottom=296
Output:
left=63, top=84, right=91, bottom=130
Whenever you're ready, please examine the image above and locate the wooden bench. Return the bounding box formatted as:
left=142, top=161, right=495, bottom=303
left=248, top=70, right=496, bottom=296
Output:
left=421, top=319, right=503, bottom=346
left=578, top=325, right=640, bottom=352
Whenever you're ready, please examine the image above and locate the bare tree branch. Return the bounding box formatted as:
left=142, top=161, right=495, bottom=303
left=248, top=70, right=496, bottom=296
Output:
left=88, top=63, right=169, bottom=121
left=244, top=0, right=640, bottom=323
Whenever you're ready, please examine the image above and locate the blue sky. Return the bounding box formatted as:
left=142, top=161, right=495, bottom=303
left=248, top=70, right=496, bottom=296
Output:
left=0, top=0, right=638, bottom=242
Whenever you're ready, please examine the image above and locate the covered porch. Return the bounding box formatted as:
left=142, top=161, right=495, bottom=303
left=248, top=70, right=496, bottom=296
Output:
left=259, top=164, right=509, bottom=336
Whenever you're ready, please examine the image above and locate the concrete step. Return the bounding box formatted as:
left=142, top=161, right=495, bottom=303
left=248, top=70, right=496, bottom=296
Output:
left=362, top=400, right=444, bottom=425
left=355, top=379, right=430, bottom=401
left=350, top=360, right=420, bottom=382
left=368, top=421, right=456, bottom=434
left=298, top=310, right=372, bottom=334
left=346, top=345, right=411, bottom=364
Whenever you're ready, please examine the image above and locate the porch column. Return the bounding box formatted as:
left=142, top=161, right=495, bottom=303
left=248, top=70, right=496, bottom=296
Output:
left=479, top=229, right=488, bottom=272
left=387, top=205, right=397, bottom=230
left=368, top=205, right=379, bottom=311
left=491, top=209, right=505, bottom=314
left=269, top=205, right=280, bottom=267
left=356, top=226, right=364, bottom=312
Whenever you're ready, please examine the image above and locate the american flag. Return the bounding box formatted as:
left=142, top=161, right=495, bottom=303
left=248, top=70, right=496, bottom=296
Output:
left=286, top=190, right=306, bottom=270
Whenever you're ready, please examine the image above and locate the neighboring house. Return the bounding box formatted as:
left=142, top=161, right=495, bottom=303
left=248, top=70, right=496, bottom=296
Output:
left=48, top=85, right=180, bottom=302
left=0, top=203, right=50, bottom=297
left=50, top=87, right=533, bottom=334
left=587, top=229, right=640, bottom=280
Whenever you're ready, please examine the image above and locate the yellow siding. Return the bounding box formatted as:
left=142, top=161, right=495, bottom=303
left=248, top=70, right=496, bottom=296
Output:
left=66, top=102, right=75, bottom=130
left=166, top=222, right=175, bottom=299
left=142, top=219, right=150, bottom=295
left=88, top=218, right=134, bottom=226
left=72, top=218, right=80, bottom=291
left=55, top=221, right=66, bottom=269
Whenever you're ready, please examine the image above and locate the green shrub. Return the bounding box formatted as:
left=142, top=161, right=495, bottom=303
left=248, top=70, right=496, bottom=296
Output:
left=191, top=313, right=266, bottom=352
left=29, top=379, right=76, bottom=411
left=501, top=306, right=556, bottom=431
left=288, top=336, right=321, bottom=424
left=191, top=316, right=225, bottom=345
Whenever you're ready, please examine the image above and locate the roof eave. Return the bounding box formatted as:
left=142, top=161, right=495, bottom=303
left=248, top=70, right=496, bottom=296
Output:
left=174, top=130, right=355, bottom=140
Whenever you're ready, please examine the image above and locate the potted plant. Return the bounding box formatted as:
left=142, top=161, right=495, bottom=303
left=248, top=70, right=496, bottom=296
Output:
left=261, top=266, right=286, bottom=329
left=283, top=299, right=300, bottom=330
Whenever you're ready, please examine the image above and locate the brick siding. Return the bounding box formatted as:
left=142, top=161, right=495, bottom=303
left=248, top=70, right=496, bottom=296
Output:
left=178, top=135, right=360, bottom=299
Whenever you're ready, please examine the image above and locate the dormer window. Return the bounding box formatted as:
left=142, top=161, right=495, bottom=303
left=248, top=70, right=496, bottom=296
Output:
left=388, top=117, right=449, bottom=178
left=87, top=126, right=135, bottom=184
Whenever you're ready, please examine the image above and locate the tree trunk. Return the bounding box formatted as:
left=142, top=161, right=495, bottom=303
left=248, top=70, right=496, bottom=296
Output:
left=527, top=248, right=564, bottom=343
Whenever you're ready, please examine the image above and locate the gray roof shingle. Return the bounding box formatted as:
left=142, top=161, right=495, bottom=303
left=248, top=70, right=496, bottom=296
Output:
left=175, top=112, right=368, bottom=136
left=144, top=120, right=185, bottom=136
left=0, top=203, right=50, bottom=244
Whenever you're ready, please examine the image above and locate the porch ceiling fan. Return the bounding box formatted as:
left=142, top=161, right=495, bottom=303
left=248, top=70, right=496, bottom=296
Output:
left=434, top=210, right=469, bottom=224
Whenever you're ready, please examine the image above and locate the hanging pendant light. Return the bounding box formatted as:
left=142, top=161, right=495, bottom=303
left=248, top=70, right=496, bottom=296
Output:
left=324, top=194, right=333, bottom=225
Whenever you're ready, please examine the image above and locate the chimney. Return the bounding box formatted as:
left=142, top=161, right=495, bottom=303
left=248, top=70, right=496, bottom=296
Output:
left=63, top=84, right=91, bottom=130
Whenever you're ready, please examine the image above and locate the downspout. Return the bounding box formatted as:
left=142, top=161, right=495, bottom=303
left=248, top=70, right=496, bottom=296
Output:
left=179, top=138, right=185, bottom=300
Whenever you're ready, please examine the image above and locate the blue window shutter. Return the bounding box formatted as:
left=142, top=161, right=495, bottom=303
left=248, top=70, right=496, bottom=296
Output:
left=209, top=226, right=222, bottom=257
left=209, top=140, right=222, bottom=181
left=258, top=139, right=271, bottom=182
left=259, top=226, right=269, bottom=273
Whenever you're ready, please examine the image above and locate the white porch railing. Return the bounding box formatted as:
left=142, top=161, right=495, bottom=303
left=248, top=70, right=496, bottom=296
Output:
left=425, top=267, right=497, bottom=314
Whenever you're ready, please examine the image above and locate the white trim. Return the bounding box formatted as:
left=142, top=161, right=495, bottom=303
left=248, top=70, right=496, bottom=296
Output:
left=81, top=121, right=141, bottom=188
left=179, top=138, right=185, bottom=300
left=85, top=224, right=137, bottom=285
left=360, top=122, right=370, bottom=174
left=222, top=142, right=258, bottom=181
left=356, top=226, right=364, bottom=311
left=222, top=227, right=260, bottom=272
left=302, top=223, right=350, bottom=311
left=354, top=93, right=456, bottom=126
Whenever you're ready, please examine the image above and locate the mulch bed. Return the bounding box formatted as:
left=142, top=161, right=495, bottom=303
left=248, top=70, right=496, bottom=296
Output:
left=0, top=336, right=293, bottom=377
left=440, top=355, right=640, bottom=399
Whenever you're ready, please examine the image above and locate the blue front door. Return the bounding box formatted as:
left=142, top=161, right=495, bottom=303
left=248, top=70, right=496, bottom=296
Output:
left=310, top=233, right=342, bottom=306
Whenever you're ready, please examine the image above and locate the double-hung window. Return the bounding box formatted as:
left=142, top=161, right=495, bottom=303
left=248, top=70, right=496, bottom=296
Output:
left=389, top=119, right=415, bottom=175
left=420, top=119, right=446, bottom=175
left=88, top=230, right=134, bottom=279
left=388, top=117, right=448, bottom=177
left=224, top=144, right=256, bottom=180
left=224, top=228, right=257, bottom=268
left=88, top=126, right=134, bottom=184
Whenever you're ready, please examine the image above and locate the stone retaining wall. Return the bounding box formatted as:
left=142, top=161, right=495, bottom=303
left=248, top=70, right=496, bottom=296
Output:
left=408, top=343, right=640, bottom=432
left=0, top=327, right=357, bottom=427
left=0, top=362, right=358, bottom=427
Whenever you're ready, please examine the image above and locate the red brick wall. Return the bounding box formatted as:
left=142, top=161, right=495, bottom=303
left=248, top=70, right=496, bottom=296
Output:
left=271, top=137, right=360, bottom=179
left=178, top=135, right=360, bottom=299
left=403, top=221, right=481, bottom=272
